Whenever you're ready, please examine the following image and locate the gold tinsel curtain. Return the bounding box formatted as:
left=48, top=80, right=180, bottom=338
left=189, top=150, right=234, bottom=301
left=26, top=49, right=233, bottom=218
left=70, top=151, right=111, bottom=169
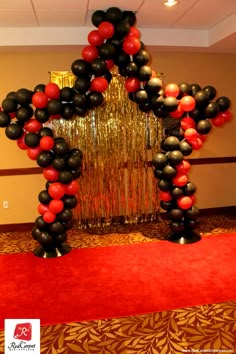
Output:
left=50, top=71, right=162, bottom=228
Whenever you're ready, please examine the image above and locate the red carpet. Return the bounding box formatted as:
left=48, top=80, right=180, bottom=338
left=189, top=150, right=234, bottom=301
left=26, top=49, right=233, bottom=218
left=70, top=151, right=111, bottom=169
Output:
left=0, top=232, right=236, bottom=330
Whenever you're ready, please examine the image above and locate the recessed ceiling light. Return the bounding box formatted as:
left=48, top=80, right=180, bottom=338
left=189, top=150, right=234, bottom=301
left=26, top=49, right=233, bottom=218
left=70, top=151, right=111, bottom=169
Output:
left=163, top=0, right=179, bottom=7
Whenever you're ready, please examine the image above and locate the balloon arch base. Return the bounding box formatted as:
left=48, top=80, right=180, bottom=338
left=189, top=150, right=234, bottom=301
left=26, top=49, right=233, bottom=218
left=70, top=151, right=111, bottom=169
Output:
left=33, top=243, right=71, bottom=258
left=166, top=229, right=201, bottom=244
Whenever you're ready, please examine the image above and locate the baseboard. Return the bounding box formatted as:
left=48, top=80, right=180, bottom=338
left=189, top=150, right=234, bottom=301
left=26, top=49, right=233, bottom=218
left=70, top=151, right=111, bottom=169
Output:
left=0, top=206, right=235, bottom=233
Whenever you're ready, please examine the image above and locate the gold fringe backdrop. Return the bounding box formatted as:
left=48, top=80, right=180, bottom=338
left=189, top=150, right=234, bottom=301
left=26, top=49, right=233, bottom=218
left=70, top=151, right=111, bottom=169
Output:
left=50, top=71, right=162, bottom=228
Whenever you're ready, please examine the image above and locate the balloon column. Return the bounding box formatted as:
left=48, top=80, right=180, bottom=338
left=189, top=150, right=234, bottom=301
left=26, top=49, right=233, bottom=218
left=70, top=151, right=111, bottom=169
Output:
left=0, top=7, right=233, bottom=255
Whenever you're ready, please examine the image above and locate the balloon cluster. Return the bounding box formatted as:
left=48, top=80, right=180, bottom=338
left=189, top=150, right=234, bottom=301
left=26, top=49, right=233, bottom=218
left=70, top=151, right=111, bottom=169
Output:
left=152, top=82, right=232, bottom=235
left=0, top=83, right=83, bottom=251
left=0, top=6, right=233, bottom=250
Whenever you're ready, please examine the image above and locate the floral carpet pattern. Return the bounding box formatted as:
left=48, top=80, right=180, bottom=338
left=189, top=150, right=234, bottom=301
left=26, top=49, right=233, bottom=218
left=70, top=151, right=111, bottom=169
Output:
left=0, top=213, right=236, bottom=353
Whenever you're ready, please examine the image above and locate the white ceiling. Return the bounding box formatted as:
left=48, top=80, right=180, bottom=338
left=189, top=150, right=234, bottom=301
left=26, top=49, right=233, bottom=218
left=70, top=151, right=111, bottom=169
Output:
left=0, top=0, right=236, bottom=52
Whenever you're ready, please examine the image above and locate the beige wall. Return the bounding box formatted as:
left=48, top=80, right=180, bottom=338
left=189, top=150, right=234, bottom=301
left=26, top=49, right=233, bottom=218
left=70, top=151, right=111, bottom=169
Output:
left=0, top=47, right=235, bottom=224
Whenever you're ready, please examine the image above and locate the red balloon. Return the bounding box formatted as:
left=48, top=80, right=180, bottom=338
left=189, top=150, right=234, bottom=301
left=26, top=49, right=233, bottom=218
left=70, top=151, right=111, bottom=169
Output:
left=45, top=83, right=60, bottom=99
left=220, top=110, right=232, bottom=123
left=123, top=36, right=141, bottom=55
left=98, top=21, right=115, bottom=39
left=181, top=117, right=196, bottom=130
left=176, top=160, right=191, bottom=174
left=177, top=196, right=193, bottom=210
left=43, top=167, right=59, bottom=182
left=184, top=128, right=199, bottom=141
left=190, top=137, right=203, bottom=150
left=199, top=134, right=207, bottom=142
left=125, top=77, right=140, bottom=92
left=49, top=199, right=64, bottom=214
left=17, top=133, right=28, bottom=150
left=105, top=59, right=114, bottom=70
left=88, top=30, right=104, bottom=46
left=129, top=27, right=141, bottom=38
left=211, top=115, right=225, bottom=127
left=164, top=83, right=180, bottom=98
left=180, top=95, right=196, bottom=112
left=38, top=203, right=49, bottom=215
left=170, top=105, right=184, bottom=119
left=90, top=77, right=109, bottom=93
left=160, top=191, right=172, bottom=202
left=43, top=210, right=56, bottom=223
left=24, top=119, right=43, bottom=133
left=27, top=146, right=42, bottom=160
left=32, top=92, right=48, bottom=109
left=40, top=136, right=55, bottom=150
left=172, top=173, right=188, bottom=187
left=65, top=180, right=79, bottom=195
left=82, top=45, right=98, bottom=62
left=48, top=182, right=65, bottom=199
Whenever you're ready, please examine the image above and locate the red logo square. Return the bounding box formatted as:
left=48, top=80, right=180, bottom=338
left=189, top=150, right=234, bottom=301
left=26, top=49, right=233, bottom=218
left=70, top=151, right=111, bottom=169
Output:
left=13, top=322, right=32, bottom=341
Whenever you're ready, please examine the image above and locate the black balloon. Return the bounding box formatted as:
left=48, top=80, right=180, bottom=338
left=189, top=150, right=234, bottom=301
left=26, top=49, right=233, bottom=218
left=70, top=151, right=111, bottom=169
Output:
left=58, top=170, right=73, bottom=184
left=170, top=220, right=185, bottom=233
left=133, top=50, right=150, bottom=66
left=39, top=127, right=54, bottom=138
left=138, top=65, right=152, bottom=81
left=25, top=132, right=40, bottom=148
left=60, top=87, right=74, bottom=102
left=205, top=102, right=220, bottom=118
left=61, top=104, right=75, bottom=120
left=74, top=77, right=91, bottom=93
left=71, top=59, right=91, bottom=77
left=37, top=151, right=55, bottom=167
left=114, top=51, right=130, bottom=68
left=37, top=231, right=53, bottom=246
left=16, top=106, right=34, bottom=123
left=171, top=187, right=184, bottom=199
left=53, top=140, right=70, bottom=156
left=125, top=62, right=138, bottom=77
left=32, top=227, right=42, bottom=241
left=56, top=233, right=68, bottom=244
left=158, top=179, right=172, bottom=191
left=35, top=216, right=48, bottom=230
left=122, top=11, right=136, bottom=26
left=49, top=221, right=65, bottom=235
left=163, top=96, right=179, bottom=112
left=5, top=123, right=23, bottom=140
left=0, top=112, right=11, bottom=127
left=62, top=195, right=78, bottom=209
left=190, top=83, right=201, bottom=96
left=15, top=88, right=33, bottom=105
left=35, top=108, right=50, bottom=123
left=169, top=208, right=184, bottom=220
left=160, top=200, right=175, bottom=211
left=52, top=157, right=66, bottom=171
left=91, top=59, right=107, bottom=76
left=2, top=98, right=17, bottom=112
left=134, top=90, right=148, bottom=104
left=196, top=119, right=212, bottom=135
left=73, top=93, right=89, bottom=108
left=168, top=150, right=184, bottom=165
left=98, top=43, right=117, bottom=60
left=67, top=155, right=82, bottom=169
left=88, top=92, right=104, bottom=107
left=194, top=90, right=209, bottom=108
left=34, top=84, right=46, bottom=93
left=178, top=82, right=191, bottom=97
left=106, top=7, right=123, bottom=23
left=58, top=208, right=73, bottom=222
left=185, top=205, right=199, bottom=219
left=203, top=85, right=217, bottom=100
left=216, top=96, right=231, bottom=111
left=145, top=78, right=162, bottom=95
left=162, top=136, right=180, bottom=151
left=38, top=190, right=52, bottom=204
left=152, top=152, right=168, bottom=169
left=115, top=20, right=130, bottom=38
left=153, top=168, right=163, bottom=179
left=47, top=99, right=62, bottom=115
left=179, top=141, right=193, bottom=156
left=184, top=182, right=196, bottom=196
left=162, top=165, right=177, bottom=179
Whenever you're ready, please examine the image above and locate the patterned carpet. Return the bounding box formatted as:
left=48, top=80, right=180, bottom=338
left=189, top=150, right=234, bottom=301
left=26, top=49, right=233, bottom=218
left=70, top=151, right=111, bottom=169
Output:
left=0, top=213, right=236, bottom=353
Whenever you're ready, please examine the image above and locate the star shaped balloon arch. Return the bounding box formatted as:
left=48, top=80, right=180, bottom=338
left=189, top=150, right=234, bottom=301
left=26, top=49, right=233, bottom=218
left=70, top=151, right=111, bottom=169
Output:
left=0, top=7, right=233, bottom=257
